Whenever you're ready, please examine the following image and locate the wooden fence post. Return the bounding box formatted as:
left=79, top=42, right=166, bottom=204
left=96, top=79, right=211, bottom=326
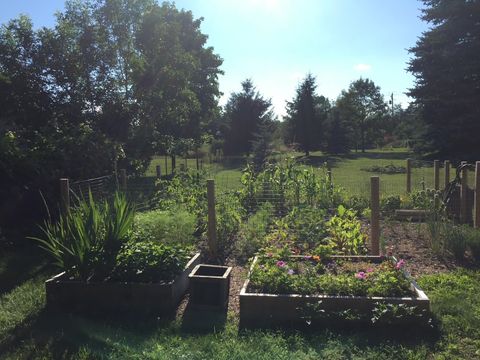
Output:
left=120, top=169, right=127, bottom=191
left=406, top=158, right=412, bottom=194
left=434, top=160, right=440, bottom=190
left=370, top=176, right=380, bottom=256
left=207, top=179, right=218, bottom=257
left=156, top=165, right=162, bottom=179
left=460, top=161, right=468, bottom=224
left=60, top=178, right=70, bottom=216
left=164, top=156, right=168, bottom=176
left=475, top=161, right=480, bottom=228
left=327, top=170, right=332, bottom=185
left=444, top=160, right=450, bottom=189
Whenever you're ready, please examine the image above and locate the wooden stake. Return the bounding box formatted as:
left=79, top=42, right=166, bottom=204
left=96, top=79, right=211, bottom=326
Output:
left=461, top=161, right=468, bottom=224
left=164, top=156, right=168, bottom=176
left=156, top=165, right=161, bottom=178
left=370, top=176, right=380, bottom=256
left=434, top=160, right=440, bottom=190
left=444, top=160, right=450, bottom=189
left=60, top=178, right=70, bottom=216
left=207, top=179, right=218, bottom=257
left=406, top=158, right=412, bottom=193
left=475, top=161, right=480, bottom=228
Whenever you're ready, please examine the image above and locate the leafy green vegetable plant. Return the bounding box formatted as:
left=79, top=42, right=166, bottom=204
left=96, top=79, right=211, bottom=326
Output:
left=326, top=205, right=367, bottom=255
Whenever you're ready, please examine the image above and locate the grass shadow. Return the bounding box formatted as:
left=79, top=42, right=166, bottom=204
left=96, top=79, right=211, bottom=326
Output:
left=180, top=301, right=227, bottom=334
left=0, top=249, right=50, bottom=295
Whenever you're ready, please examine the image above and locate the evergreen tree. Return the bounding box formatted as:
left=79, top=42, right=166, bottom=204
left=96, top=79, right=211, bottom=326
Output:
left=408, top=0, right=480, bottom=159
left=222, top=79, right=275, bottom=155
left=326, top=109, right=351, bottom=154
left=250, top=118, right=273, bottom=172
left=284, top=74, right=326, bottom=156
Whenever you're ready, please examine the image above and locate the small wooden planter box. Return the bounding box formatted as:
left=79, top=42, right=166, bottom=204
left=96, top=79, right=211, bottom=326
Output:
left=189, top=264, right=232, bottom=310
left=240, top=255, right=430, bottom=328
left=45, top=252, right=201, bottom=316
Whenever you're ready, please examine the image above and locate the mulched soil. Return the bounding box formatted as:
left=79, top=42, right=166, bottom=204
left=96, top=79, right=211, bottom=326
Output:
left=177, top=221, right=464, bottom=321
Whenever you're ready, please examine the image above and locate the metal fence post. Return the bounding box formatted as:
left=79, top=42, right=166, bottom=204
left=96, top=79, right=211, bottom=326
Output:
left=406, top=158, right=412, bottom=194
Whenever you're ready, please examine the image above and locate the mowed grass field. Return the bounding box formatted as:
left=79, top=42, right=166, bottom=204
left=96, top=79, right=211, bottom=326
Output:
left=146, top=148, right=462, bottom=197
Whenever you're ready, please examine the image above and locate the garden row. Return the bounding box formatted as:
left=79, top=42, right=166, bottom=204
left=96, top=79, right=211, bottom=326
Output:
left=35, top=161, right=437, bottom=327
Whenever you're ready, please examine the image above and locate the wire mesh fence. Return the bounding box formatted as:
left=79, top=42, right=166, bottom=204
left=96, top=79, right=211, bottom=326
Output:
left=65, top=155, right=480, bottom=225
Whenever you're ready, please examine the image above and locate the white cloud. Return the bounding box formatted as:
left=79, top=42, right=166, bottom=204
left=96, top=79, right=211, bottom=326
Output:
left=353, top=63, right=372, bottom=72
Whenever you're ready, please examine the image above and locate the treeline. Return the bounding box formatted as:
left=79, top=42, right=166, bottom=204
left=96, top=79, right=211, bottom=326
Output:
left=217, top=75, right=419, bottom=158
left=1, top=0, right=479, bottom=239
left=0, top=0, right=222, bottom=236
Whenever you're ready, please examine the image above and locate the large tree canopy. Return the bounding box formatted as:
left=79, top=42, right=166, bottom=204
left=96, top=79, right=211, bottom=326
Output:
left=0, top=0, right=222, bottom=237
left=335, top=78, right=387, bottom=152
left=408, top=0, right=480, bottom=159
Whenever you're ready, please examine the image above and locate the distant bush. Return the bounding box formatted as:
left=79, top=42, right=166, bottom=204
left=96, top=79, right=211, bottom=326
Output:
left=361, top=164, right=406, bottom=174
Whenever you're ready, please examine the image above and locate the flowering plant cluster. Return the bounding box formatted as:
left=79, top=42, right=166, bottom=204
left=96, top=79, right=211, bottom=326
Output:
left=250, top=255, right=413, bottom=297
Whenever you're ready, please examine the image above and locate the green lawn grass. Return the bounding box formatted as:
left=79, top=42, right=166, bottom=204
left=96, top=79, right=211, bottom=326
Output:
left=146, top=148, right=462, bottom=197
left=1, top=250, right=480, bottom=359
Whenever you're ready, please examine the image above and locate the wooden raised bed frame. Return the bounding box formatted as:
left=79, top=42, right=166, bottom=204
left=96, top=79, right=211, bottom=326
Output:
left=240, top=255, right=430, bottom=328
left=45, top=252, right=201, bottom=316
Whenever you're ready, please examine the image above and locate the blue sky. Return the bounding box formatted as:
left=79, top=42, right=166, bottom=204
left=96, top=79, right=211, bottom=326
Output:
left=0, top=0, right=428, bottom=117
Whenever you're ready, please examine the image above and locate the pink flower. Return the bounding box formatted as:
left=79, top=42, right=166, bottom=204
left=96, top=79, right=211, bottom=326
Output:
left=267, top=252, right=273, bottom=258
left=276, top=260, right=286, bottom=268
left=355, top=271, right=366, bottom=280
left=287, top=269, right=295, bottom=275
left=395, top=259, right=406, bottom=270
left=303, top=255, right=312, bottom=260
left=366, top=268, right=374, bottom=273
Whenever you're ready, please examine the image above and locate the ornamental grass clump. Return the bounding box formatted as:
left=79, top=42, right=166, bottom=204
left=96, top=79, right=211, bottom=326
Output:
left=30, top=192, right=134, bottom=281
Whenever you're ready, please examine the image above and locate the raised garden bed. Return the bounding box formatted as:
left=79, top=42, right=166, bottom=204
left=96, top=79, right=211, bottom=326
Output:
left=239, top=255, right=430, bottom=328
left=46, top=252, right=201, bottom=316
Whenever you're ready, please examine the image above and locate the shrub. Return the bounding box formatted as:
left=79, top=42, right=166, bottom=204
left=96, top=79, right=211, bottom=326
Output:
left=132, top=208, right=196, bottom=246
left=464, top=227, right=480, bottom=262
left=443, top=223, right=467, bottom=260
left=112, top=241, right=193, bottom=283
left=380, top=195, right=401, bottom=215
left=216, top=192, right=244, bottom=256
left=345, top=196, right=370, bottom=215
left=235, top=202, right=274, bottom=262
